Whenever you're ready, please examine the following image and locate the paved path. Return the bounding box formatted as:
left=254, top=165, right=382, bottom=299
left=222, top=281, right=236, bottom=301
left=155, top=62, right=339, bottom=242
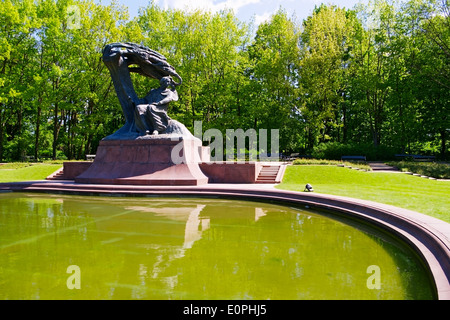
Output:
left=368, top=162, right=449, bottom=181
left=368, top=162, right=400, bottom=172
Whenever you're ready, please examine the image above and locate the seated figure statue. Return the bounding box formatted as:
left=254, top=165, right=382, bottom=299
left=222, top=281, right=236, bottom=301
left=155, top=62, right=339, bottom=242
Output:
left=102, top=42, right=192, bottom=140
left=135, top=76, right=178, bottom=135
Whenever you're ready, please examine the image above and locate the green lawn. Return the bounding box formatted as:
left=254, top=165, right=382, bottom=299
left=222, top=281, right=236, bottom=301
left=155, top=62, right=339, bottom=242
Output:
left=0, top=163, right=62, bottom=183
left=277, top=165, right=450, bottom=223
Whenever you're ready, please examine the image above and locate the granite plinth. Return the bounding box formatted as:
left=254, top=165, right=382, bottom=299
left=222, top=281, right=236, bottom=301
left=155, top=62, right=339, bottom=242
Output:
left=75, top=137, right=208, bottom=185
left=62, top=162, right=92, bottom=179
left=199, top=162, right=262, bottom=183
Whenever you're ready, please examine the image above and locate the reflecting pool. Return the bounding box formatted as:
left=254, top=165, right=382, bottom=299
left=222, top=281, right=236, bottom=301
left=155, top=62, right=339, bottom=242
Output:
left=0, top=193, right=436, bottom=299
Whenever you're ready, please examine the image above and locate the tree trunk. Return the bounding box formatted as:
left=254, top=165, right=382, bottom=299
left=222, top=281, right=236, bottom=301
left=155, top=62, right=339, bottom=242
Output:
left=34, top=105, right=41, bottom=160
left=440, top=129, right=447, bottom=160
left=0, top=109, right=3, bottom=162
left=52, top=103, right=58, bottom=160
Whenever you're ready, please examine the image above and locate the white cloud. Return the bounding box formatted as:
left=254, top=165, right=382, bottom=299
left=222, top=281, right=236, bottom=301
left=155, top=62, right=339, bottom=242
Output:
left=157, top=0, right=262, bottom=14
left=121, top=0, right=367, bottom=24
left=253, top=11, right=273, bottom=25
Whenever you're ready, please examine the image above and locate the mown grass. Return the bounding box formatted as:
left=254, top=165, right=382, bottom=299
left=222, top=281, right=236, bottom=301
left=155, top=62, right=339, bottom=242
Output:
left=277, top=165, right=450, bottom=223
left=0, top=163, right=62, bottom=182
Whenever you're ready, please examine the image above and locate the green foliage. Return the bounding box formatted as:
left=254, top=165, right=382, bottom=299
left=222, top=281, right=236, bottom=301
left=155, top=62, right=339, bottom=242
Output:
left=311, top=142, right=398, bottom=161
left=292, top=159, right=344, bottom=166
left=247, top=9, right=303, bottom=152
left=0, top=0, right=448, bottom=161
left=299, top=5, right=360, bottom=148
left=292, top=158, right=372, bottom=171
left=387, top=161, right=450, bottom=179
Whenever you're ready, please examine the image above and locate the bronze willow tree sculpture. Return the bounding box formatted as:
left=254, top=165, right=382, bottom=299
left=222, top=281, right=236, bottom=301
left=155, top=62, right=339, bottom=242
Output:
left=102, top=42, right=191, bottom=140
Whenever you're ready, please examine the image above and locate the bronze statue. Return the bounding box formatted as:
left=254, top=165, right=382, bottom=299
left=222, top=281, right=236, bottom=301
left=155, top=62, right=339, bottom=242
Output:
left=135, top=76, right=179, bottom=135
left=102, top=42, right=190, bottom=140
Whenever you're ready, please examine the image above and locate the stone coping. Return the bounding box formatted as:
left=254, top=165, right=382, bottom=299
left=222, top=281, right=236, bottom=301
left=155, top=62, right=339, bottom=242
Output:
left=1, top=180, right=449, bottom=300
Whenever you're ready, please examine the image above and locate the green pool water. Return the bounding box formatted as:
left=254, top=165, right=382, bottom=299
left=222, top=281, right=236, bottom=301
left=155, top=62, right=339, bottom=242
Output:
left=0, top=192, right=436, bottom=300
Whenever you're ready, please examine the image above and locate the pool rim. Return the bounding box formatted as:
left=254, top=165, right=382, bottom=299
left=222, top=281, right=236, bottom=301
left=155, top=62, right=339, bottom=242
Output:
left=1, top=180, right=449, bottom=300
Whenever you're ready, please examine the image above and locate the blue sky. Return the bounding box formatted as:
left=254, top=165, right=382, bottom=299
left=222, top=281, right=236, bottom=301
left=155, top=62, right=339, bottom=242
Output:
left=104, top=0, right=368, bottom=25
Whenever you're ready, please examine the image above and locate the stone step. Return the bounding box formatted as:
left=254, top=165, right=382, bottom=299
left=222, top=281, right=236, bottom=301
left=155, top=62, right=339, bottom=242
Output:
left=46, top=168, right=66, bottom=180
left=368, top=162, right=400, bottom=172
left=256, top=165, right=281, bottom=183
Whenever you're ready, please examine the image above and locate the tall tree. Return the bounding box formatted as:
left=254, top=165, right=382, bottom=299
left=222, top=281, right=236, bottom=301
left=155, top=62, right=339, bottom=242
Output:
left=137, top=3, right=252, bottom=135
left=299, top=5, right=361, bottom=148
left=406, top=0, right=449, bottom=158
left=248, top=9, right=302, bottom=152
left=0, top=0, right=39, bottom=161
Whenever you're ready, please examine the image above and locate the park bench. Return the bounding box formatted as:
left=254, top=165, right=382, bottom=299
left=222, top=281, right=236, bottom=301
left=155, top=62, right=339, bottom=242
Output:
left=394, top=154, right=435, bottom=162
left=22, top=155, right=35, bottom=162
left=413, top=155, right=435, bottom=161
left=281, top=153, right=313, bottom=161
left=281, top=153, right=299, bottom=161
left=341, top=155, right=367, bottom=162
left=86, top=154, right=96, bottom=161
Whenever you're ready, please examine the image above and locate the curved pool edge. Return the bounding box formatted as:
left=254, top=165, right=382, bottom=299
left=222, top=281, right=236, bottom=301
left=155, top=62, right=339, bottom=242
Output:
left=1, top=180, right=449, bottom=300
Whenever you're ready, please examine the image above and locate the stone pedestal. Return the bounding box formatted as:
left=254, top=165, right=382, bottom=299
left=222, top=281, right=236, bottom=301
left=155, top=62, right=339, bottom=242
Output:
left=199, top=162, right=262, bottom=183
left=75, top=137, right=208, bottom=185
